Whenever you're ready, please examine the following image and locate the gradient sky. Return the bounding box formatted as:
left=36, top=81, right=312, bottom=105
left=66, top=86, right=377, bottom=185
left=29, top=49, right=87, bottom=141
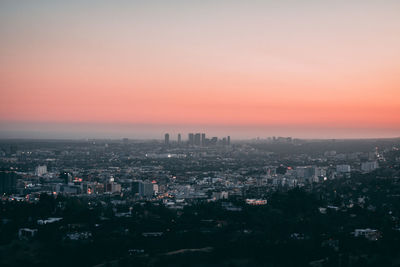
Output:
left=0, top=0, right=399, bottom=139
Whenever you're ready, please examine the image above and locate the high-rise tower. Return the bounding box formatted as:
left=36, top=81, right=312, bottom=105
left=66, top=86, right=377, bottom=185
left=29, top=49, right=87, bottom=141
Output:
left=188, top=133, right=194, bottom=145
left=194, top=133, right=201, bottom=146
left=177, top=133, right=182, bottom=144
left=164, top=133, right=170, bottom=145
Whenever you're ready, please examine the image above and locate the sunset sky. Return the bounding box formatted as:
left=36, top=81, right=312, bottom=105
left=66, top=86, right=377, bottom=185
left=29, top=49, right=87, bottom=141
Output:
left=1, top=0, right=399, bottom=139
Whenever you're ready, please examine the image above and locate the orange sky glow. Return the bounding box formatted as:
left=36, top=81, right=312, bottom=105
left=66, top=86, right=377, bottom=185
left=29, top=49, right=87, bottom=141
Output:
left=0, top=1, right=399, bottom=139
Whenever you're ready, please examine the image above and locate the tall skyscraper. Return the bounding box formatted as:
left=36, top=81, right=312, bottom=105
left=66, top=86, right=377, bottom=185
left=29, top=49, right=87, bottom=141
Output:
left=201, top=133, right=206, bottom=146
left=177, top=133, right=182, bottom=144
left=227, top=136, right=231, bottom=145
left=164, top=133, right=169, bottom=145
left=194, top=133, right=201, bottom=146
left=188, top=133, right=194, bottom=145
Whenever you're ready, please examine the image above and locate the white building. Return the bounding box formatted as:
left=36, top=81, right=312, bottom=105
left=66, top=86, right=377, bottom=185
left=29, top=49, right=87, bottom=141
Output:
left=153, top=183, right=159, bottom=194
left=35, top=165, right=47, bottom=176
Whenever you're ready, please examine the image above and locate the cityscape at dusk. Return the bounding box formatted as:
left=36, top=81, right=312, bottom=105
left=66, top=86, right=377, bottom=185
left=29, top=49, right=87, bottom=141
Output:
left=1, top=1, right=400, bottom=267
left=1, top=1, right=400, bottom=139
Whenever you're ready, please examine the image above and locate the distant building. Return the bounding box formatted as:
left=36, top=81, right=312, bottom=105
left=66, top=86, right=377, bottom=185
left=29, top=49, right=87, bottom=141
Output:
left=94, top=183, right=104, bottom=194
left=188, top=133, right=194, bottom=145
left=37, top=217, right=62, bottom=225
left=105, top=180, right=121, bottom=193
left=361, top=161, right=378, bottom=172
left=177, top=133, right=182, bottom=144
left=55, top=184, right=81, bottom=194
left=0, top=171, right=17, bottom=194
left=212, top=191, right=228, bottom=200
left=315, top=167, right=326, bottom=176
left=227, top=136, right=231, bottom=145
left=153, top=183, right=159, bottom=194
left=8, top=145, right=18, bottom=155
left=324, top=151, right=337, bottom=157
left=222, top=137, right=227, bottom=145
left=18, top=228, right=37, bottom=240
left=142, top=232, right=163, bottom=237
left=201, top=133, right=206, bottom=146
left=132, top=180, right=154, bottom=197
left=143, top=182, right=154, bottom=197
left=35, top=165, right=47, bottom=176
left=296, top=166, right=314, bottom=180
left=336, top=164, right=351, bottom=173
left=246, top=199, right=267, bottom=205
left=194, top=133, right=201, bottom=146
left=296, top=166, right=326, bottom=182
left=353, top=228, right=381, bottom=241
left=60, top=171, right=73, bottom=184
left=164, top=133, right=170, bottom=145
left=210, top=137, right=218, bottom=145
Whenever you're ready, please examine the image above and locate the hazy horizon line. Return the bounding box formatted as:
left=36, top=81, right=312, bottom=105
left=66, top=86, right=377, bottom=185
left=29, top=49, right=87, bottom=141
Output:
left=1, top=135, right=399, bottom=142
left=1, top=121, right=399, bottom=140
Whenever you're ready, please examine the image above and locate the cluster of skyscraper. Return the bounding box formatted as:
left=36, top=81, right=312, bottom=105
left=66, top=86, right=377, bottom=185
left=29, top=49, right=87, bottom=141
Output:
left=164, top=133, right=230, bottom=146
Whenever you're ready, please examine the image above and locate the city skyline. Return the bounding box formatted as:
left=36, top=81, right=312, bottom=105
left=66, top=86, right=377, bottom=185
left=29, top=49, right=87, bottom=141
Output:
left=1, top=1, right=400, bottom=139
left=0, top=121, right=399, bottom=140
left=2, top=2, right=400, bottom=265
